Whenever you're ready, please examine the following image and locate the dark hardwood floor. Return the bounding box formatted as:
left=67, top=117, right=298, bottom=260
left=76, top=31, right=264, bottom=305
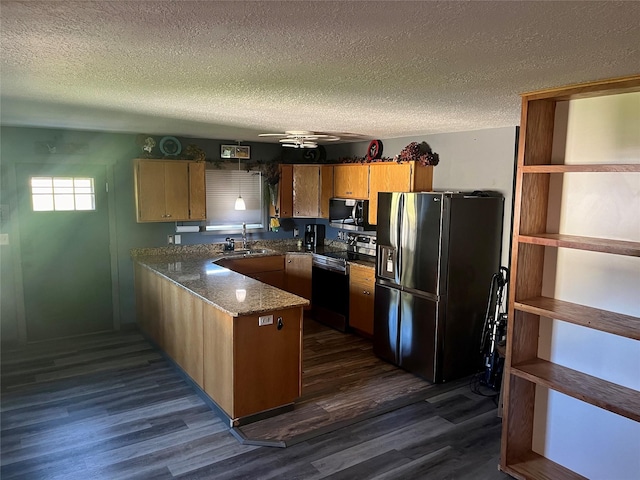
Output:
left=1, top=322, right=511, bottom=480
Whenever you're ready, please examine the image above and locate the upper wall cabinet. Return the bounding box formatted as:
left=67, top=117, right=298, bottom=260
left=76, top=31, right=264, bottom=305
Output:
left=188, top=161, right=207, bottom=221
left=368, top=161, right=433, bottom=224
left=276, top=164, right=294, bottom=218
left=333, top=164, right=369, bottom=199
left=134, top=159, right=206, bottom=223
left=292, top=165, right=333, bottom=218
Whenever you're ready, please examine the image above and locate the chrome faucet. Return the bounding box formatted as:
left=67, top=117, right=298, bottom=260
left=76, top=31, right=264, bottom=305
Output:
left=241, top=222, right=248, bottom=249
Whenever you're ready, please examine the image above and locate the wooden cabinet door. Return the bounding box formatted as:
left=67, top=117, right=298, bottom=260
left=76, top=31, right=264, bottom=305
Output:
left=136, top=160, right=167, bottom=221
left=334, top=165, right=369, bottom=199
left=188, top=162, right=207, bottom=220
left=319, top=165, right=333, bottom=219
left=278, top=165, right=293, bottom=218
left=135, top=159, right=193, bottom=222
left=285, top=254, right=312, bottom=304
left=349, top=264, right=375, bottom=336
left=368, top=162, right=413, bottom=225
left=164, top=161, right=190, bottom=220
left=290, top=164, right=333, bottom=218
left=293, top=165, right=320, bottom=217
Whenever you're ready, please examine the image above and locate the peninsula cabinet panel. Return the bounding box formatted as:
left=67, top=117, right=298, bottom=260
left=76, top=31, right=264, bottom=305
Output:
left=202, top=303, right=235, bottom=416
left=134, top=263, right=163, bottom=348
left=234, top=307, right=302, bottom=418
left=348, top=264, right=375, bottom=336
left=134, top=159, right=206, bottom=222
left=500, top=75, right=640, bottom=480
left=161, top=279, right=204, bottom=387
left=202, top=304, right=303, bottom=420
left=368, top=161, right=433, bottom=225
left=334, top=164, right=369, bottom=199
left=292, top=165, right=333, bottom=218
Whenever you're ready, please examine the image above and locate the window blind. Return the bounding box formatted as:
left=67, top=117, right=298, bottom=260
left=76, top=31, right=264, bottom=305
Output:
left=205, top=169, right=264, bottom=231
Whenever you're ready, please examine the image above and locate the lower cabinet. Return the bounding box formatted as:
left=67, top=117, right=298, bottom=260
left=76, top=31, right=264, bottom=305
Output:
left=216, top=255, right=285, bottom=289
left=134, top=261, right=302, bottom=422
left=285, top=253, right=312, bottom=307
left=348, top=264, right=375, bottom=336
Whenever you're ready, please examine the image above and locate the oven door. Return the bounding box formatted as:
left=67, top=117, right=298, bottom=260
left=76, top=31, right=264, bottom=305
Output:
left=311, top=265, right=349, bottom=332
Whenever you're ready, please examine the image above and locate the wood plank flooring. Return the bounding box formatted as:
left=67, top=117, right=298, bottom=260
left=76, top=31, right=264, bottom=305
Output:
left=1, top=324, right=511, bottom=479
left=238, top=318, right=468, bottom=444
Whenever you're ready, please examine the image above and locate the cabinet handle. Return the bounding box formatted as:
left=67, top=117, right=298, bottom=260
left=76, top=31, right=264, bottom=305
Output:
left=287, top=260, right=292, bottom=263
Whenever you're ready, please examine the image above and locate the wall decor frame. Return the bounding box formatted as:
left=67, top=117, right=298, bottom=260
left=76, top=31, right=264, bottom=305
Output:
left=221, top=145, right=251, bottom=159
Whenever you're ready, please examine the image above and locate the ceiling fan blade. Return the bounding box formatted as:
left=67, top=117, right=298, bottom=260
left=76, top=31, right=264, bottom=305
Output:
left=284, top=130, right=313, bottom=135
left=258, top=133, right=288, bottom=137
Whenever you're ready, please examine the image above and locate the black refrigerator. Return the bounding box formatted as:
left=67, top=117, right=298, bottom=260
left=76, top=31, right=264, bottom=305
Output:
left=374, top=192, right=503, bottom=383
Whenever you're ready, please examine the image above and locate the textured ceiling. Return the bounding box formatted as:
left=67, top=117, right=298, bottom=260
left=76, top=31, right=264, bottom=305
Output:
left=1, top=1, right=639, bottom=143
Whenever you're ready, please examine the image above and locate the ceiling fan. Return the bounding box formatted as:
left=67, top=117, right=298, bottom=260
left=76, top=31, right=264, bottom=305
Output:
left=258, top=130, right=340, bottom=148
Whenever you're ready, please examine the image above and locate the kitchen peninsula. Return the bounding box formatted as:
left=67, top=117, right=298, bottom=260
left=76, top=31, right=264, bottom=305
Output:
left=133, top=244, right=310, bottom=426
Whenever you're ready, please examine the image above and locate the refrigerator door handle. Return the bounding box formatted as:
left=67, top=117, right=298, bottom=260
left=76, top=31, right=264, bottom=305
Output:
left=394, top=193, right=403, bottom=285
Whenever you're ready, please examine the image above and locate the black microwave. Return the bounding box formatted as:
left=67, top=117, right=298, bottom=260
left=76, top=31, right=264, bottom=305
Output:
left=329, top=198, right=375, bottom=232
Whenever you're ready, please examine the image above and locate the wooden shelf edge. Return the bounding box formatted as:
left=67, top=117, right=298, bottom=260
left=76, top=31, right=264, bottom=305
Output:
left=514, top=296, right=640, bottom=340
left=518, top=233, right=640, bottom=257
left=522, top=75, right=640, bottom=101
left=502, top=450, right=588, bottom=480
left=521, top=164, right=640, bottom=173
left=510, top=359, right=640, bottom=422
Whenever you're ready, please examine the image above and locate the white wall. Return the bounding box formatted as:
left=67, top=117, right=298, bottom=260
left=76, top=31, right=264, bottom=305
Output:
left=534, top=92, right=640, bottom=478
left=328, top=126, right=518, bottom=268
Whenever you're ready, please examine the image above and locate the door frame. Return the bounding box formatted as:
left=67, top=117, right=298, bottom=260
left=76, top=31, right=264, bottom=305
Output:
left=7, top=162, right=121, bottom=344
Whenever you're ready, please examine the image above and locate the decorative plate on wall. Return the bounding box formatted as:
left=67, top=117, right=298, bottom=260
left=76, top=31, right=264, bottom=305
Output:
left=159, top=136, right=182, bottom=156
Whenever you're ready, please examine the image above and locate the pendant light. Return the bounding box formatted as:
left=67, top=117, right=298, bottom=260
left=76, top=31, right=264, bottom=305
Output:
left=234, top=157, right=246, bottom=210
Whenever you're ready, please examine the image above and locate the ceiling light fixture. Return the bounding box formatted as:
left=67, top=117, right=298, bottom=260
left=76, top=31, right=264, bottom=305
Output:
left=234, top=157, right=246, bottom=210
left=259, top=130, right=340, bottom=149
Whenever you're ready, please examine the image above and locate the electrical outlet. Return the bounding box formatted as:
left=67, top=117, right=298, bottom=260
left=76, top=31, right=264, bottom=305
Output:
left=258, top=315, right=273, bottom=326
left=167, top=235, right=174, bottom=244
left=174, top=234, right=181, bottom=245
left=293, top=228, right=299, bottom=238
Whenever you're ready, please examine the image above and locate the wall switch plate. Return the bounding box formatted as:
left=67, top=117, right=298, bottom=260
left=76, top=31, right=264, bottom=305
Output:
left=0, top=233, right=8, bottom=245
left=174, top=234, right=181, bottom=245
left=259, top=315, right=273, bottom=326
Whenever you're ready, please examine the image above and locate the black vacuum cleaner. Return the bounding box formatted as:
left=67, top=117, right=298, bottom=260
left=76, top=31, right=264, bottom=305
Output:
left=479, top=266, right=509, bottom=391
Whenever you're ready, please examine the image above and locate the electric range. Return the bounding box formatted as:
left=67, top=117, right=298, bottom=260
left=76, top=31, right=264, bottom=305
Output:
left=311, top=233, right=376, bottom=332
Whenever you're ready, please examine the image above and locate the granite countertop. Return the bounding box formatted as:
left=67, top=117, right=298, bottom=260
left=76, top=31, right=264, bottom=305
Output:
left=132, top=239, right=374, bottom=317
